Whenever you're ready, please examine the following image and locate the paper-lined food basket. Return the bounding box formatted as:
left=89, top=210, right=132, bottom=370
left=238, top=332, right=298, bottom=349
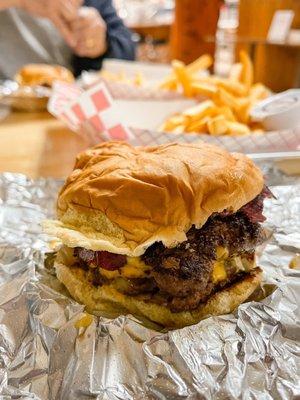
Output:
left=48, top=81, right=300, bottom=153
left=79, top=59, right=187, bottom=100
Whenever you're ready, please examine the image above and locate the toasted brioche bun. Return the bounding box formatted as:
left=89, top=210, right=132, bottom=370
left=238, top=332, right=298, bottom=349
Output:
left=15, top=64, right=74, bottom=87
left=44, top=142, right=264, bottom=257
left=56, top=262, right=262, bottom=328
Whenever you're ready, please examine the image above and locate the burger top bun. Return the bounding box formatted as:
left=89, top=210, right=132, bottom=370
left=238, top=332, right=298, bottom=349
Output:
left=15, top=63, right=74, bottom=87
left=43, top=141, right=264, bottom=257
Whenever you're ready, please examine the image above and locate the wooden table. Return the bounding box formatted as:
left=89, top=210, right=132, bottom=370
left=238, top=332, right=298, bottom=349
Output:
left=0, top=111, right=88, bottom=179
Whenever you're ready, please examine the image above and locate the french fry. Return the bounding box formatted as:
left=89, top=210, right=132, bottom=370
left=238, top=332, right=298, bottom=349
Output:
left=160, top=79, right=178, bottom=91
left=239, top=50, right=254, bottom=90
left=159, top=114, right=186, bottom=132
left=182, top=100, right=216, bottom=120
left=170, top=125, right=187, bottom=134
left=160, top=54, right=213, bottom=90
left=172, top=60, right=193, bottom=97
left=159, top=121, right=174, bottom=132
left=191, top=82, right=218, bottom=98
left=186, top=54, right=213, bottom=74
left=234, top=98, right=251, bottom=124
left=207, top=115, right=228, bottom=135
left=214, top=87, right=240, bottom=111
left=169, top=115, right=187, bottom=126
left=100, top=70, right=146, bottom=87
left=134, top=72, right=144, bottom=87
left=227, top=121, right=250, bottom=136
left=212, top=77, right=247, bottom=97
left=214, top=106, right=236, bottom=122
left=249, top=83, right=270, bottom=101
left=186, top=116, right=210, bottom=133
left=229, top=62, right=243, bottom=82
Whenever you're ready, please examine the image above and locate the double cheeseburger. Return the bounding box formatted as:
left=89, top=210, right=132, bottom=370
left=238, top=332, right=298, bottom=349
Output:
left=44, top=142, right=270, bottom=328
left=15, top=64, right=74, bottom=88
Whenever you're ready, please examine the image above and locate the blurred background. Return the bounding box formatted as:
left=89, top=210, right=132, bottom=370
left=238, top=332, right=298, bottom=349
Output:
left=0, top=0, right=299, bottom=180
left=116, top=0, right=300, bottom=92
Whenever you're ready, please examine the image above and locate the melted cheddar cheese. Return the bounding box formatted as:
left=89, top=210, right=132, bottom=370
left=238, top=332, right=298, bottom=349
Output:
left=99, top=257, right=150, bottom=280
left=99, top=268, right=119, bottom=279
left=216, top=246, right=229, bottom=259
left=121, top=257, right=150, bottom=278
left=212, top=260, right=227, bottom=283
left=74, top=313, right=93, bottom=329
left=212, top=247, right=228, bottom=283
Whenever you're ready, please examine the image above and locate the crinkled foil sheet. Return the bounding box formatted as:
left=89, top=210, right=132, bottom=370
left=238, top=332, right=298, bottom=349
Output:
left=0, top=172, right=299, bottom=400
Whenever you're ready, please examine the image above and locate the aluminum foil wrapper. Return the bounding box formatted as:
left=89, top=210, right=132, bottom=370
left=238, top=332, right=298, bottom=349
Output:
left=0, top=172, right=299, bottom=399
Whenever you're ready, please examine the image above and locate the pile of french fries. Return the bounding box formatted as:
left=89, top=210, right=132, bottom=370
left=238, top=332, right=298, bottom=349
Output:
left=159, top=51, right=270, bottom=136
left=100, top=70, right=144, bottom=87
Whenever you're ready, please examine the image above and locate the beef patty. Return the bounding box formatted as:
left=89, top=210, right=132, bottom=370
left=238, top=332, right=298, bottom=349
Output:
left=73, top=212, right=265, bottom=311
left=142, top=212, right=264, bottom=310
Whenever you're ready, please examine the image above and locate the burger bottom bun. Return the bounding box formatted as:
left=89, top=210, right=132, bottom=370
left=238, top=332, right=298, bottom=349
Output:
left=56, top=263, right=262, bottom=329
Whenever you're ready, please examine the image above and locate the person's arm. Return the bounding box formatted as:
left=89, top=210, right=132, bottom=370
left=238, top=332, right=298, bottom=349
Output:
left=0, top=0, right=20, bottom=10
left=0, top=0, right=81, bottom=47
left=72, top=0, right=135, bottom=76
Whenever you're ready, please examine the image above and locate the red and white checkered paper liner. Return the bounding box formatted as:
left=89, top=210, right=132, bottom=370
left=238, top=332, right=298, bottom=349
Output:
left=48, top=81, right=300, bottom=152
left=49, top=81, right=134, bottom=143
